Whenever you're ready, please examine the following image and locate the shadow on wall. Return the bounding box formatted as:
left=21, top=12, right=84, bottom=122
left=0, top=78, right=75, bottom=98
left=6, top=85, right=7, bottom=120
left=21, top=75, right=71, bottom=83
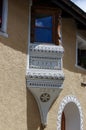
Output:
left=0, top=0, right=29, bottom=54
left=27, top=88, right=45, bottom=130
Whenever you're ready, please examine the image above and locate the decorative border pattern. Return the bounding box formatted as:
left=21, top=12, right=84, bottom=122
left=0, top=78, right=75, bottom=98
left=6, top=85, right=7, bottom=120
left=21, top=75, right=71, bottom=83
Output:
left=30, top=44, right=64, bottom=54
left=30, top=56, right=58, bottom=60
left=27, top=71, right=65, bottom=80
left=27, top=81, right=63, bottom=88
left=29, top=56, right=61, bottom=70
left=57, top=95, right=83, bottom=130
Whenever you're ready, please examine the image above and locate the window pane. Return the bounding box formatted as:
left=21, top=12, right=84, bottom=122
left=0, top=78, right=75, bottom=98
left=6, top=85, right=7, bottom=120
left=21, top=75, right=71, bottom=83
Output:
left=35, top=16, right=52, bottom=28
left=35, top=16, right=52, bottom=43
left=35, top=28, right=52, bottom=43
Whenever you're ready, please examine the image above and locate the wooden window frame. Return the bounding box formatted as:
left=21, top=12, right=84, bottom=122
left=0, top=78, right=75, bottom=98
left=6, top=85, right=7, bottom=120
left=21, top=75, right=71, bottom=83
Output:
left=31, top=6, right=61, bottom=45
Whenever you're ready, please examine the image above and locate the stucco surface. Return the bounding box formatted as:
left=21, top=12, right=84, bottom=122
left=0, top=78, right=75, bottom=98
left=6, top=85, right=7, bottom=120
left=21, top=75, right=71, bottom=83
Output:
left=0, top=0, right=28, bottom=129
left=0, top=1, right=86, bottom=130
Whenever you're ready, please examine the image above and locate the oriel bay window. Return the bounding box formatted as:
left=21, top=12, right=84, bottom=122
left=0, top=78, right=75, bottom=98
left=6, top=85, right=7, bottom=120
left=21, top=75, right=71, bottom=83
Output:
left=31, top=7, right=61, bottom=45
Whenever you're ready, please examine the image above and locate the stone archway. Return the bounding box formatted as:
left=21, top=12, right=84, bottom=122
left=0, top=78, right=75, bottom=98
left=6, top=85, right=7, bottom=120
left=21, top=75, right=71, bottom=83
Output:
left=57, top=95, right=83, bottom=130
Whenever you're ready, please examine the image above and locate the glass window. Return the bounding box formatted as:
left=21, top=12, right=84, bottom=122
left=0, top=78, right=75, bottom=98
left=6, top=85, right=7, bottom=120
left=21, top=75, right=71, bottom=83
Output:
left=31, top=7, right=61, bottom=45
left=35, top=16, right=52, bottom=42
left=77, top=36, right=86, bottom=69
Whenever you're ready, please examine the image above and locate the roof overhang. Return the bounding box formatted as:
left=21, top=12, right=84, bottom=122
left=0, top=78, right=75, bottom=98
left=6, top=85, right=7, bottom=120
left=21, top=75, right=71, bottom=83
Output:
left=32, top=0, right=86, bottom=29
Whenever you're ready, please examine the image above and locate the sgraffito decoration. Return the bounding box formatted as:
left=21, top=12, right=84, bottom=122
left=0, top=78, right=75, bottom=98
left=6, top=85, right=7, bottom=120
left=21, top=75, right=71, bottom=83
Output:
left=57, top=95, right=83, bottom=130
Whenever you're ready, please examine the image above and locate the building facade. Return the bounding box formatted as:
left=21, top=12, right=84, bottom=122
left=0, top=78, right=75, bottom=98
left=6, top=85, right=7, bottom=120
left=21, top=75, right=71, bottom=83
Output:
left=0, top=0, right=86, bottom=130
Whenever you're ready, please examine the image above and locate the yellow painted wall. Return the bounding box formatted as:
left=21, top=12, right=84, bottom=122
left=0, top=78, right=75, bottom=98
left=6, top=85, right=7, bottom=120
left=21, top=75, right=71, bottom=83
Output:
left=0, top=0, right=28, bottom=129
left=0, top=1, right=86, bottom=130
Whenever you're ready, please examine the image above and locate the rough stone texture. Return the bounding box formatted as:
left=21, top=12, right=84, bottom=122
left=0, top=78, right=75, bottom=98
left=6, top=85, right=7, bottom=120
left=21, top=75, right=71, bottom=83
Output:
left=0, top=1, right=86, bottom=130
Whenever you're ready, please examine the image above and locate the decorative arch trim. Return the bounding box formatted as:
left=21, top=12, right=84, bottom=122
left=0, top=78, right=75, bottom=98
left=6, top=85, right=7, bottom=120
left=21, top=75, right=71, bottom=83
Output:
left=57, top=95, right=83, bottom=130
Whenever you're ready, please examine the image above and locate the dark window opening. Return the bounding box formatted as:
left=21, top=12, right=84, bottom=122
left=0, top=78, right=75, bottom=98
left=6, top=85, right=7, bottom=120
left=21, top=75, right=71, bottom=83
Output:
left=0, top=0, right=3, bottom=28
left=78, top=49, right=86, bottom=69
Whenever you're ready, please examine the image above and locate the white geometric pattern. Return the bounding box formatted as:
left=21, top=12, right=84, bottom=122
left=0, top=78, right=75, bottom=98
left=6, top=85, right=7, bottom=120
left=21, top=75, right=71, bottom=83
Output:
left=57, top=95, right=83, bottom=130
left=26, top=40, right=64, bottom=126
left=27, top=2, right=64, bottom=126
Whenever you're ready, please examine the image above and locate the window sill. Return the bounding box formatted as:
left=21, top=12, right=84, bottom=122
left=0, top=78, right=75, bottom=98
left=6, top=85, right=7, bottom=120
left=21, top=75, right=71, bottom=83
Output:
left=75, top=64, right=86, bottom=71
left=0, top=31, right=8, bottom=38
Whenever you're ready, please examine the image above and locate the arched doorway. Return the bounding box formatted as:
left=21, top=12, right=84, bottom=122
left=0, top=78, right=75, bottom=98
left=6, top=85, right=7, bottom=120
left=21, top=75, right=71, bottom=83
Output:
left=57, top=95, right=83, bottom=130
left=61, top=102, right=80, bottom=130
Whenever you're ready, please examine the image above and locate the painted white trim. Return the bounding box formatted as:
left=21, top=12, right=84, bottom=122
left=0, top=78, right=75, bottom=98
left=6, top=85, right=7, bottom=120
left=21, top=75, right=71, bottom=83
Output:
left=57, top=95, right=83, bottom=130
left=76, top=35, right=78, bottom=66
left=0, top=0, right=8, bottom=36
left=75, top=64, right=86, bottom=72
left=26, top=0, right=32, bottom=73
left=0, top=31, right=8, bottom=37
